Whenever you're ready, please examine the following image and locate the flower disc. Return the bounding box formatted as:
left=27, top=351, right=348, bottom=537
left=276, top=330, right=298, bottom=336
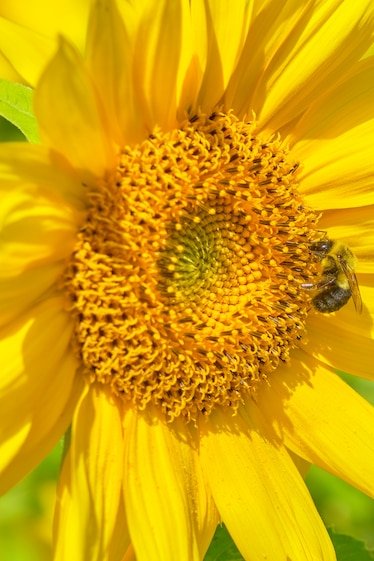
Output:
left=64, top=111, right=321, bottom=421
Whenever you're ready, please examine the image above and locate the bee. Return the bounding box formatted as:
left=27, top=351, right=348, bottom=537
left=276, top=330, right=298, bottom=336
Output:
left=302, top=239, right=362, bottom=313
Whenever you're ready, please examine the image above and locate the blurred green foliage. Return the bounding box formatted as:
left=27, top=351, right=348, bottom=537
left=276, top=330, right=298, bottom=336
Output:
left=0, top=119, right=373, bottom=560
left=0, top=447, right=62, bottom=561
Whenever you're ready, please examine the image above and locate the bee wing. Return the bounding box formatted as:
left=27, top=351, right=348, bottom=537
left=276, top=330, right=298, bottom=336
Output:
left=339, top=259, right=363, bottom=313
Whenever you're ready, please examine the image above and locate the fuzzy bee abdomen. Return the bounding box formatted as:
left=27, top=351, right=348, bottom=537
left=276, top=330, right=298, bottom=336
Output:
left=312, top=286, right=351, bottom=313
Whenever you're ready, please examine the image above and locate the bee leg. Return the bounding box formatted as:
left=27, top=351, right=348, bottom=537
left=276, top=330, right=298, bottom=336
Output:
left=301, top=275, right=335, bottom=290
left=300, top=282, right=316, bottom=290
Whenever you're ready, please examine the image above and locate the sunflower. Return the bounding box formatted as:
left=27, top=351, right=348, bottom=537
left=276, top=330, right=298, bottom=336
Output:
left=1, top=1, right=374, bottom=560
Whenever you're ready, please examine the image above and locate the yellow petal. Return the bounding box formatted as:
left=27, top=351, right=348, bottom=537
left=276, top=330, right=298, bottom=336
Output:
left=121, top=546, right=136, bottom=561
left=105, top=500, right=134, bottom=561
left=1, top=376, right=81, bottom=495
left=132, top=0, right=194, bottom=131
left=225, top=0, right=311, bottom=118
left=196, top=0, right=251, bottom=113
left=177, top=0, right=207, bottom=118
left=0, top=49, right=23, bottom=82
left=53, top=385, right=128, bottom=561
left=0, top=16, right=54, bottom=85
left=319, top=206, right=374, bottom=274
left=256, top=0, right=373, bottom=132
left=34, top=38, right=116, bottom=177
left=0, top=296, right=82, bottom=494
left=364, top=42, right=374, bottom=57
left=0, top=165, right=81, bottom=276
left=323, top=276, right=374, bottom=340
left=0, top=0, right=90, bottom=85
left=123, top=407, right=219, bottom=561
left=306, top=284, right=374, bottom=380
left=259, top=349, right=374, bottom=497
left=85, top=0, right=145, bottom=145
left=0, top=0, right=90, bottom=47
left=206, top=0, right=251, bottom=87
left=0, top=142, right=85, bottom=208
left=289, top=451, right=311, bottom=478
left=200, top=406, right=335, bottom=561
left=289, top=57, right=374, bottom=145
left=0, top=142, right=83, bottom=326
left=177, top=416, right=219, bottom=558
left=1, top=263, right=66, bottom=329
left=294, top=118, right=374, bottom=210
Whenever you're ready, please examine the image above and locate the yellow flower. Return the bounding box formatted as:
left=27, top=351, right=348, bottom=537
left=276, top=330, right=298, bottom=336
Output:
left=1, top=1, right=374, bottom=560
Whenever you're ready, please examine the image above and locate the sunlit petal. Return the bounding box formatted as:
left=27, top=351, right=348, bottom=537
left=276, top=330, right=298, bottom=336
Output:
left=319, top=206, right=374, bottom=274
left=306, top=285, right=374, bottom=379
left=200, top=406, right=335, bottom=560
left=123, top=407, right=219, bottom=561
left=35, top=39, right=116, bottom=177
left=0, top=16, right=54, bottom=85
left=259, top=350, right=374, bottom=497
left=53, top=386, right=127, bottom=561
left=0, top=297, right=82, bottom=494
left=85, top=0, right=146, bottom=145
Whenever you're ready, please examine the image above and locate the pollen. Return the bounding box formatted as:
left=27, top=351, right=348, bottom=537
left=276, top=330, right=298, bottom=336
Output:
left=63, top=111, right=321, bottom=422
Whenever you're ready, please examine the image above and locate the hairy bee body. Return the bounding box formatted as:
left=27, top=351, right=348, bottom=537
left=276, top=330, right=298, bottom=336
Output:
left=304, top=239, right=362, bottom=314
left=312, top=285, right=351, bottom=313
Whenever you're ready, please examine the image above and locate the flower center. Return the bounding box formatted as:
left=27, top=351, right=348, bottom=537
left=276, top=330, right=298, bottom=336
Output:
left=64, top=111, right=321, bottom=421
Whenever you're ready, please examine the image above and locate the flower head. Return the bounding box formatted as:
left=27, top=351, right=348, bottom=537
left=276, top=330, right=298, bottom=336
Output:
left=0, top=1, right=374, bottom=560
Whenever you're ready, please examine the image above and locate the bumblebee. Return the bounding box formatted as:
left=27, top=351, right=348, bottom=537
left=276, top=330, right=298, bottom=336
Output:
left=302, top=239, right=362, bottom=314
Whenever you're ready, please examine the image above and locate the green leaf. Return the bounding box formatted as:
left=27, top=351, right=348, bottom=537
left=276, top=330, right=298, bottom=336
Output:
left=329, top=529, right=374, bottom=561
left=0, top=117, right=25, bottom=142
left=0, top=79, right=39, bottom=143
left=204, top=525, right=244, bottom=561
